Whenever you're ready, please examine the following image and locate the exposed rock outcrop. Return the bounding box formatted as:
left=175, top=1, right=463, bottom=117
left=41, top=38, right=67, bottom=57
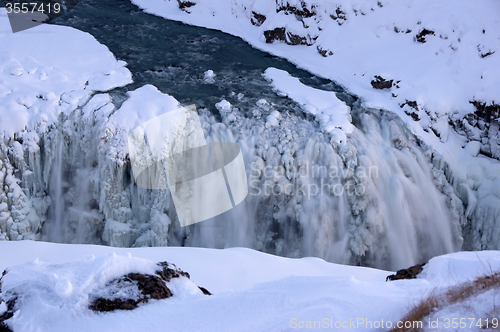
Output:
left=89, top=262, right=210, bottom=312
left=386, top=263, right=426, bottom=281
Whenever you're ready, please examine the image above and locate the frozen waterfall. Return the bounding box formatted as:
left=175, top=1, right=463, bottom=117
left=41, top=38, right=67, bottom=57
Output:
left=0, top=78, right=469, bottom=270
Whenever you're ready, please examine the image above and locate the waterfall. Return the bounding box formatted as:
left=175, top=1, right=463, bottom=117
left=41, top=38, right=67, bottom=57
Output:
left=44, top=134, right=65, bottom=243
left=177, top=103, right=461, bottom=269
left=0, top=84, right=466, bottom=271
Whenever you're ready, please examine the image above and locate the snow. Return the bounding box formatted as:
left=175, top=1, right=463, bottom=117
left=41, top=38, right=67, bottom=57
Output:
left=0, top=301, right=6, bottom=316
left=263, top=67, right=353, bottom=141
left=1, top=241, right=500, bottom=331
left=0, top=9, right=132, bottom=137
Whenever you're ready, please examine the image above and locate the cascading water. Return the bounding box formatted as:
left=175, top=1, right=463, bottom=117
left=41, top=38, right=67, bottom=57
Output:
left=176, top=101, right=461, bottom=269
left=45, top=135, right=65, bottom=242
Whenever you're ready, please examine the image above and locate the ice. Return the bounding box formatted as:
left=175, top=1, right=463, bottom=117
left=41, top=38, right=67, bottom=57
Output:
left=0, top=301, right=6, bottom=316
left=203, top=69, right=216, bottom=83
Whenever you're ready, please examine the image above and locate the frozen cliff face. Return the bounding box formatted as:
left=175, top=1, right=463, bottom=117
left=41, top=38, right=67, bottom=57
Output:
left=0, top=11, right=131, bottom=242
left=1, top=69, right=463, bottom=270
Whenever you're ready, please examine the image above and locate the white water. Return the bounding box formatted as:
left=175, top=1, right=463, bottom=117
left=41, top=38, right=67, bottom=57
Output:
left=183, top=104, right=461, bottom=269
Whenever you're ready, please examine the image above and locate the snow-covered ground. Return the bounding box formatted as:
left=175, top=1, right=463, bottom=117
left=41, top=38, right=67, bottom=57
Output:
left=1, top=241, right=500, bottom=332
left=0, top=10, right=131, bottom=137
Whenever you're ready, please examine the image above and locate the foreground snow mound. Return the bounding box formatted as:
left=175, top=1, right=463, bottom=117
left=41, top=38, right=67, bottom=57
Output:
left=0, top=253, right=207, bottom=331
left=0, top=242, right=500, bottom=332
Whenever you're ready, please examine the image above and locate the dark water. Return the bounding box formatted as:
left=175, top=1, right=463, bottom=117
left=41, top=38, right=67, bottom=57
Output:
left=50, top=0, right=356, bottom=114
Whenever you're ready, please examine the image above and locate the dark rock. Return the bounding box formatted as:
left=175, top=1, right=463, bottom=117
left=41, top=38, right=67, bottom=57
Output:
left=406, top=111, right=420, bottom=121
left=89, top=261, right=209, bottom=313
left=89, top=298, right=139, bottom=312
left=251, top=12, right=266, bottom=26
left=89, top=273, right=172, bottom=312
left=287, top=32, right=313, bottom=46
left=317, top=46, right=333, bottom=57
left=400, top=100, right=420, bottom=121
left=198, top=286, right=212, bottom=295
left=386, top=263, right=425, bottom=281
left=264, top=27, right=286, bottom=44
left=330, top=7, right=346, bottom=25
left=0, top=294, right=16, bottom=332
left=0, top=271, right=12, bottom=331
left=402, top=100, right=418, bottom=110
left=277, top=2, right=315, bottom=18
left=371, top=75, right=393, bottom=90
left=264, top=28, right=315, bottom=46
left=394, top=27, right=412, bottom=34
left=415, top=29, right=435, bottom=43
left=156, top=261, right=190, bottom=282
left=177, top=0, right=196, bottom=12
left=0, top=321, right=13, bottom=332
left=480, top=50, right=495, bottom=58
left=471, top=101, right=500, bottom=123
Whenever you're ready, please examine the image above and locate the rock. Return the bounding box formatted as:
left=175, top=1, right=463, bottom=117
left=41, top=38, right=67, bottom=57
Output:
left=89, top=262, right=208, bottom=312
left=277, top=3, right=315, bottom=18
left=330, top=7, right=347, bottom=25
left=477, top=44, right=495, bottom=58
left=251, top=12, right=266, bottom=26
left=198, top=286, right=212, bottom=295
left=415, top=28, right=435, bottom=43
left=371, top=75, right=393, bottom=90
left=0, top=270, right=15, bottom=332
left=264, top=27, right=287, bottom=44
left=386, top=263, right=426, bottom=281
left=400, top=100, right=420, bottom=121
left=317, top=46, right=333, bottom=57
left=264, top=28, right=315, bottom=46
left=470, top=101, right=500, bottom=123
left=177, top=0, right=196, bottom=12
left=156, top=261, right=191, bottom=281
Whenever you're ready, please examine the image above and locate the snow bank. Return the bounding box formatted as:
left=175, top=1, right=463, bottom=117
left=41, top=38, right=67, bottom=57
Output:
left=0, top=9, right=131, bottom=137
left=0, top=249, right=205, bottom=332
left=263, top=67, right=353, bottom=143
left=1, top=241, right=500, bottom=331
